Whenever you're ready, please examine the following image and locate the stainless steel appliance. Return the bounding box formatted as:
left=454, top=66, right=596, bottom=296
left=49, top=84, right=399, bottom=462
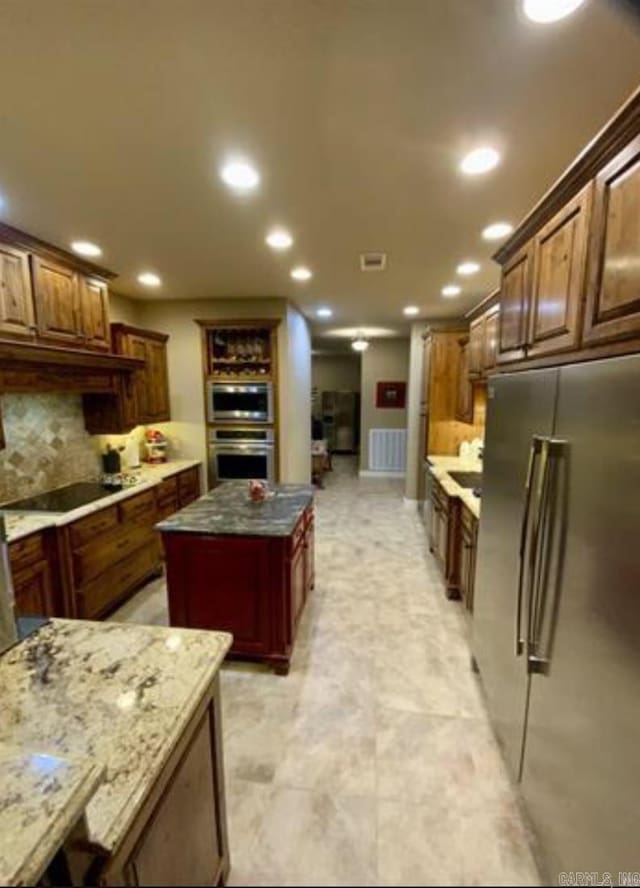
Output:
left=208, top=428, right=275, bottom=486
left=473, top=354, right=640, bottom=881
left=207, top=382, right=273, bottom=424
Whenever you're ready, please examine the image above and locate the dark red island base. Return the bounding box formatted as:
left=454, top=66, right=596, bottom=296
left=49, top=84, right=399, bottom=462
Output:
left=159, top=482, right=315, bottom=675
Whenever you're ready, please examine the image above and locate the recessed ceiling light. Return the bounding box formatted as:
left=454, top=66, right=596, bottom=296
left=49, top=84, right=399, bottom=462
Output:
left=266, top=228, right=293, bottom=250
left=351, top=336, right=369, bottom=352
left=482, top=222, right=514, bottom=241
left=460, top=146, right=500, bottom=176
left=457, top=261, right=480, bottom=276
left=403, top=306, right=420, bottom=317
left=71, top=240, right=102, bottom=258
left=523, top=0, right=586, bottom=23
left=138, top=271, right=162, bottom=287
left=220, top=160, right=260, bottom=192
left=316, top=307, right=333, bottom=318
left=442, top=284, right=462, bottom=298
left=291, top=266, right=312, bottom=281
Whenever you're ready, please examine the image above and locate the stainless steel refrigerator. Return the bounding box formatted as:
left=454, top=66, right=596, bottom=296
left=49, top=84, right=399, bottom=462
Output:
left=473, top=354, right=640, bottom=883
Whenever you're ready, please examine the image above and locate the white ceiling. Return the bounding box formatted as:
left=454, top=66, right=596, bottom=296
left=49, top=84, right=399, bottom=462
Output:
left=0, top=0, right=639, bottom=338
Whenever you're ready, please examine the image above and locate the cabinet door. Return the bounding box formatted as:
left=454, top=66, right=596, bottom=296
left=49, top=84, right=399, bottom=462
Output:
left=483, top=306, right=500, bottom=372
left=459, top=519, right=477, bottom=613
left=528, top=183, right=592, bottom=358
left=32, top=256, right=81, bottom=344
left=13, top=561, right=53, bottom=617
left=0, top=244, right=35, bottom=339
left=468, top=316, right=485, bottom=377
left=145, top=338, right=170, bottom=421
left=455, top=340, right=474, bottom=423
left=127, top=334, right=149, bottom=421
left=290, top=541, right=306, bottom=638
left=583, top=134, right=640, bottom=346
left=304, top=517, right=315, bottom=594
left=78, top=277, right=110, bottom=350
left=498, top=242, right=533, bottom=363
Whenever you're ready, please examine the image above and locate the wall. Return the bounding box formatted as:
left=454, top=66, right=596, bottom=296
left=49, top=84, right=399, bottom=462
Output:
left=311, top=354, right=361, bottom=394
left=283, top=305, right=312, bottom=484
left=0, top=394, right=101, bottom=503
left=404, top=323, right=426, bottom=501
left=109, top=292, right=142, bottom=326
left=359, top=338, right=409, bottom=472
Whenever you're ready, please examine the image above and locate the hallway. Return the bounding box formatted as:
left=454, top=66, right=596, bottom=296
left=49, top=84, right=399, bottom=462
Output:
left=113, top=458, right=540, bottom=886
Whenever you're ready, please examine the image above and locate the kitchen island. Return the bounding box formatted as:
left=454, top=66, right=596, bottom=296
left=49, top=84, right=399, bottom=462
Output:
left=0, top=619, right=232, bottom=886
left=158, top=481, right=315, bottom=675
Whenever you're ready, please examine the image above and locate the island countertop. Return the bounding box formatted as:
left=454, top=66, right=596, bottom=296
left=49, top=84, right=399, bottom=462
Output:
left=0, top=619, right=232, bottom=876
left=157, top=480, right=314, bottom=537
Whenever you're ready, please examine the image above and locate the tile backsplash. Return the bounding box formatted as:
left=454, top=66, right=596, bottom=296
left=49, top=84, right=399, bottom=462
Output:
left=0, top=394, right=101, bottom=504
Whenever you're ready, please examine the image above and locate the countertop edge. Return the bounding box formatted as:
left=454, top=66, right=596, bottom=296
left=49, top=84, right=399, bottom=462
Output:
left=426, top=456, right=482, bottom=520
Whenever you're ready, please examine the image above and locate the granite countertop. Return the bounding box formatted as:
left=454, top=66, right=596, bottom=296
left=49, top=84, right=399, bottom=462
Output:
left=157, top=480, right=314, bottom=537
left=0, top=619, right=231, bottom=874
left=2, top=459, right=201, bottom=543
left=0, top=750, right=103, bottom=887
left=426, top=455, right=483, bottom=520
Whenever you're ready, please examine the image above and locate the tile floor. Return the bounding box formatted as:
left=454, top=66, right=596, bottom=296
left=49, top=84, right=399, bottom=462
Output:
left=110, top=457, right=540, bottom=886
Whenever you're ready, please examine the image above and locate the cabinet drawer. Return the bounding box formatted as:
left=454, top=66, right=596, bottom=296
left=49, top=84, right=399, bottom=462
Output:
left=76, top=542, right=158, bottom=619
left=157, top=476, right=178, bottom=506
left=119, top=489, right=157, bottom=525
left=157, top=494, right=179, bottom=521
left=9, top=532, right=45, bottom=571
left=73, top=524, right=154, bottom=586
left=69, top=506, right=118, bottom=550
left=177, top=468, right=199, bottom=505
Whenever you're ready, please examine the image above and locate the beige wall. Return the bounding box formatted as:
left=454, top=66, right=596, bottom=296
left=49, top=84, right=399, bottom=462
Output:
left=109, top=292, right=141, bottom=325
left=311, top=354, right=361, bottom=394
left=360, top=338, right=409, bottom=471
left=404, top=322, right=427, bottom=500
left=283, top=305, right=312, bottom=484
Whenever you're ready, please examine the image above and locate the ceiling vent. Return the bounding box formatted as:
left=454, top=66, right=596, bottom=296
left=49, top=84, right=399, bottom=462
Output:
left=360, top=252, right=387, bottom=271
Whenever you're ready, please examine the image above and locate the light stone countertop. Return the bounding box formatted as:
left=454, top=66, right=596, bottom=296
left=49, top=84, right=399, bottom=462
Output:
left=2, top=459, right=202, bottom=542
left=0, top=619, right=232, bottom=873
left=426, top=455, right=483, bottom=520
left=0, top=750, right=104, bottom=887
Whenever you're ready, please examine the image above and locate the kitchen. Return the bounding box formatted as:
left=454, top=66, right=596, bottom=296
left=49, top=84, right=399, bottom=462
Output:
left=1, top=1, right=640, bottom=886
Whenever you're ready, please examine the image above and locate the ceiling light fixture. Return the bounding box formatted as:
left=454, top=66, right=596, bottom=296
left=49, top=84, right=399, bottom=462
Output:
left=457, top=261, right=480, bottom=276
left=441, top=284, right=462, bottom=298
left=351, top=335, right=369, bottom=352
left=460, top=146, right=500, bottom=176
left=71, top=240, right=102, bottom=258
left=291, top=266, right=312, bottom=281
left=265, top=228, right=293, bottom=250
left=523, top=0, right=586, bottom=23
left=138, top=271, right=162, bottom=287
left=482, top=222, right=513, bottom=241
left=316, top=307, right=333, bottom=318
left=403, top=306, right=420, bottom=317
left=220, top=159, right=260, bottom=192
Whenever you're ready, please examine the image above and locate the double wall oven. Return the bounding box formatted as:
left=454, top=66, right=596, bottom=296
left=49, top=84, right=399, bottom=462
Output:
left=206, top=382, right=273, bottom=424
left=208, top=428, right=275, bottom=485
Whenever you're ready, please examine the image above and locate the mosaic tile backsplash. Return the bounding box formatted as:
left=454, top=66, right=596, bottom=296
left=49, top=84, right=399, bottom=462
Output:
left=0, top=394, right=101, bottom=504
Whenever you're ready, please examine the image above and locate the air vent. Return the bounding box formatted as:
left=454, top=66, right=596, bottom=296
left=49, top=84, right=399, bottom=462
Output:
left=360, top=252, right=387, bottom=271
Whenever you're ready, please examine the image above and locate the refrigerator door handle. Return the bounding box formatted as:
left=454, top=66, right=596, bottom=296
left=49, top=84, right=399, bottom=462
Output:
left=528, top=437, right=568, bottom=676
left=516, top=435, right=542, bottom=656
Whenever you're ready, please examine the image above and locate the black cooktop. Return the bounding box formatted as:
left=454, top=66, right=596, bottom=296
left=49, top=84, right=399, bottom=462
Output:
left=1, top=481, right=116, bottom=513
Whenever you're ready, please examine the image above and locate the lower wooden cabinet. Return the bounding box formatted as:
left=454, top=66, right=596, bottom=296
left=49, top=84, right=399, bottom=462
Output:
left=163, top=505, right=314, bottom=675
left=428, top=477, right=461, bottom=599
left=9, top=529, right=57, bottom=617
left=459, top=503, right=479, bottom=614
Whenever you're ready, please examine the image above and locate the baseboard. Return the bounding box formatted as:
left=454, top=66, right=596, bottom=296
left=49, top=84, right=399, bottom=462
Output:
left=358, top=469, right=406, bottom=479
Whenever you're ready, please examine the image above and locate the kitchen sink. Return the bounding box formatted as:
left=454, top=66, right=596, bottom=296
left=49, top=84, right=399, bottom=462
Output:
left=449, top=471, right=483, bottom=491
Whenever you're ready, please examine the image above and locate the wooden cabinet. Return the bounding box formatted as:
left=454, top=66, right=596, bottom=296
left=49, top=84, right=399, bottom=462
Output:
left=498, top=242, right=533, bottom=364
left=583, top=134, right=640, bottom=346
left=483, top=304, right=500, bottom=372
left=528, top=183, right=592, bottom=359
left=455, top=337, right=474, bottom=423
left=467, top=298, right=500, bottom=381
left=78, top=277, right=110, bottom=350
left=428, top=477, right=460, bottom=599
left=9, top=530, right=56, bottom=617
left=112, top=324, right=171, bottom=425
left=156, top=476, right=179, bottom=520
left=163, top=503, right=315, bottom=675
left=459, top=503, right=479, bottom=614
left=0, top=244, right=35, bottom=339
left=177, top=466, right=200, bottom=506
left=146, top=337, right=170, bottom=421
left=31, top=255, right=81, bottom=345
left=468, top=316, right=485, bottom=377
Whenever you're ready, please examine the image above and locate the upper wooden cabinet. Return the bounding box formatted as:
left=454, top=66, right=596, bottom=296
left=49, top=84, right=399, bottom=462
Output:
left=583, top=134, right=640, bottom=346
left=468, top=316, right=485, bottom=377
left=0, top=244, right=35, bottom=339
left=455, top=337, right=474, bottom=423
left=498, top=242, right=532, bottom=363
left=467, top=299, right=500, bottom=380
left=527, top=183, right=592, bottom=359
left=112, top=324, right=171, bottom=425
left=78, top=277, right=110, bottom=350
left=31, top=255, right=82, bottom=345
left=483, top=305, right=500, bottom=371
